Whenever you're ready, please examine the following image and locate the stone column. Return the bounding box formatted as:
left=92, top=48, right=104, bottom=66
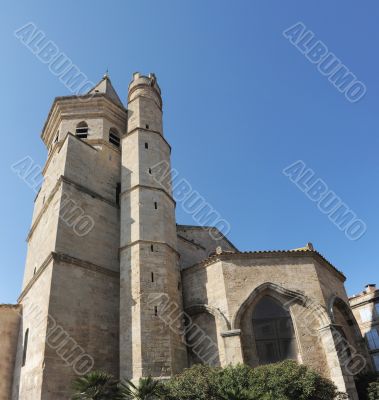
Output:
left=221, top=329, right=244, bottom=365
left=319, top=325, right=359, bottom=400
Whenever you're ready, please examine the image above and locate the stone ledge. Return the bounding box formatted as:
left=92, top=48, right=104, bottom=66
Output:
left=221, top=329, right=241, bottom=338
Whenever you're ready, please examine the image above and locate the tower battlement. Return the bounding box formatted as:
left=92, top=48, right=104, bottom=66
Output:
left=128, top=72, right=162, bottom=110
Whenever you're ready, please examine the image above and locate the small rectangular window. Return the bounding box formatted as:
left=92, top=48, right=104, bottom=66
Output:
left=360, top=308, right=373, bottom=323
left=151, top=244, right=154, bottom=252
left=154, top=202, right=158, bottom=210
left=116, top=183, right=121, bottom=205
left=154, top=306, right=158, bottom=316
left=145, top=142, right=149, bottom=149
left=151, top=272, right=154, bottom=282
left=22, top=329, right=29, bottom=367
left=148, top=168, right=152, bottom=174
left=146, top=124, right=149, bottom=129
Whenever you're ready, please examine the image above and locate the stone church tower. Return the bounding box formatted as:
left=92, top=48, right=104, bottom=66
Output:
left=0, top=72, right=374, bottom=400
left=120, top=73, right=187, bottom=379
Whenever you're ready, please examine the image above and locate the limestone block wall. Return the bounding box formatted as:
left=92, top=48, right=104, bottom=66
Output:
left=55, top=180, right=120, bottom=272
left=23, top=186, right=61, bottom=287
left=181, top=254, right=331, bottom=375
left=12, top=262, right=54, bottom=400
left=177, top=226, right=237, bottom=269
left=63, top=134, right=121, bottom=204
left=0, top=305, right=21, bottom=400
left=60, top=117, right=104, bottom=141
left=128, top=96, right=163, bottom=134
left=23, top=138, right=69, bottom=287
left=40, top=258, right=119, bottom=399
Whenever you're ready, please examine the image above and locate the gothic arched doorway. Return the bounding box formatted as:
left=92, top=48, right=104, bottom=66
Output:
left=252, top=296, right=299, bottom=365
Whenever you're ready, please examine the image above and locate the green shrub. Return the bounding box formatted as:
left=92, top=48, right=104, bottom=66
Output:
left=163, top=364, right=220, bottom=400
left=354, top=372, right=379, bottom=400
left=164, top=361, right=339, bottom=400
left=248, top=360, right=337, bottom=400
left=368, top=380, right=379, bottom=400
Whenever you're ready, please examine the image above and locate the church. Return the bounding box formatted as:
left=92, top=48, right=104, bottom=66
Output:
left=0, top=73, right=373, bottom=399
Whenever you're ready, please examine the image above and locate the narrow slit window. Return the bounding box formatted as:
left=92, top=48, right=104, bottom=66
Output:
left=154, top=202, right=158, bottom=210
left=145, top=142, right=149, bottom=149
left=154, top=306, right=158, bottom=316
left=109, top=128, right=120, bottom=147
left=54, top=131, right=59, bottom=143
left=151, top=244, right=154, bottom=252
left=75, top=122, right=88, bottom=139
left=151, top=272, right=154, bottom=282
left=116, top=183, right=121, bottom=205
left=22, top=329, right=29, bottom=367
left=148, top=168, right=152, bottom=174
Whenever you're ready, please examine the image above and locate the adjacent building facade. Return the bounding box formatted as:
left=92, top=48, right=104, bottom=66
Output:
left=350, top=284, right=379, bottom=372
left=0, top=73, right=374, bottom=399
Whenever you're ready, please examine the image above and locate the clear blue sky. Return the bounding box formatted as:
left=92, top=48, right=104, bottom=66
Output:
left=0, top=1, right=378, bottom=303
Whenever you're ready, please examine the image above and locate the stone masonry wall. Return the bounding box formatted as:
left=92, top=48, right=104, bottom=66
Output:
left=0, top=305, right=21, bottom=400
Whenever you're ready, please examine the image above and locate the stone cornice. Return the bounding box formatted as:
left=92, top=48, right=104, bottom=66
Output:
left=350, top=296, right=379, bottom=309
left=221, top=329, right=241, bottom=338
left=53, top=252, right=119, bottom=278
left=18, top=252, right=119, bottom=303
left=127, top=91, right=162, bottom=110
left=26, top=178, right=61, bottom=242
left=121, top=184, right=175, bottom=206
left=119, top=240, right=180, bottom=258
left=60, top=176, right=118, bottom=208
left=0, top=304, right=21, bottom=309
left=86, top=139, right=121, bottom=153
left=123, top=127, right=171, bottom=153
left=18, top=252, right=54, bottom=302
left=182, top=250, right=346, bottom=281
left=42, top=132, right=98, bottom=177
left=41, top=94, right=127, bottom=148
left=177, top=234, right=206, bottom=251
left=27, top=174, right=118, bottom=243
left=176, top=225, right=239, bottom=252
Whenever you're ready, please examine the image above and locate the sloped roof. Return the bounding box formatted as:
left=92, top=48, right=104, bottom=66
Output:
left=184, top=246, right=346, bottom=281
left=88, top=74, right=124, bottom=108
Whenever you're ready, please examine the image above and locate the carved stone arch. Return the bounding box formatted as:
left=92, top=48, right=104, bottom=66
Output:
left=327, top=295, right=372, bottom=377
left=185, top=304, right=231, bottom=331
left=183, top=304, right=227, bottom=367
left=328, top=295, right=363, bottom=339
left=232, top=282, right=330, bottom=330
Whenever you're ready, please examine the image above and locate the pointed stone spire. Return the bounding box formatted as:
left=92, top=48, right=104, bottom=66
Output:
left=88, top=73, right=124, bottom=108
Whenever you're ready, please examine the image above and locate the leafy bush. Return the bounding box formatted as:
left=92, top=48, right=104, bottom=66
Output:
left=248, top=360, right=337, bottom=400
left=354, top=372, right=379, bottom=400
left=163, top=364, right=220, bottom=400
left=163, top=361, right=339, bottom=400
left=368, top=380, right=379, bottom=400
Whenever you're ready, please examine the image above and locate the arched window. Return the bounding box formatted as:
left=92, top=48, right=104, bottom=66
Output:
left=22, top=328, right=29, bottom=366
left=109, top=128, right=120, bottom=147
left=252, top=296, right=298, bottom=365
left=75, top=122, right=88, bottom=139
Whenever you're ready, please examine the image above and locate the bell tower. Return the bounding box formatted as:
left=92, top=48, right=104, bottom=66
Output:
left=120, top=73, right=187, bottom=379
